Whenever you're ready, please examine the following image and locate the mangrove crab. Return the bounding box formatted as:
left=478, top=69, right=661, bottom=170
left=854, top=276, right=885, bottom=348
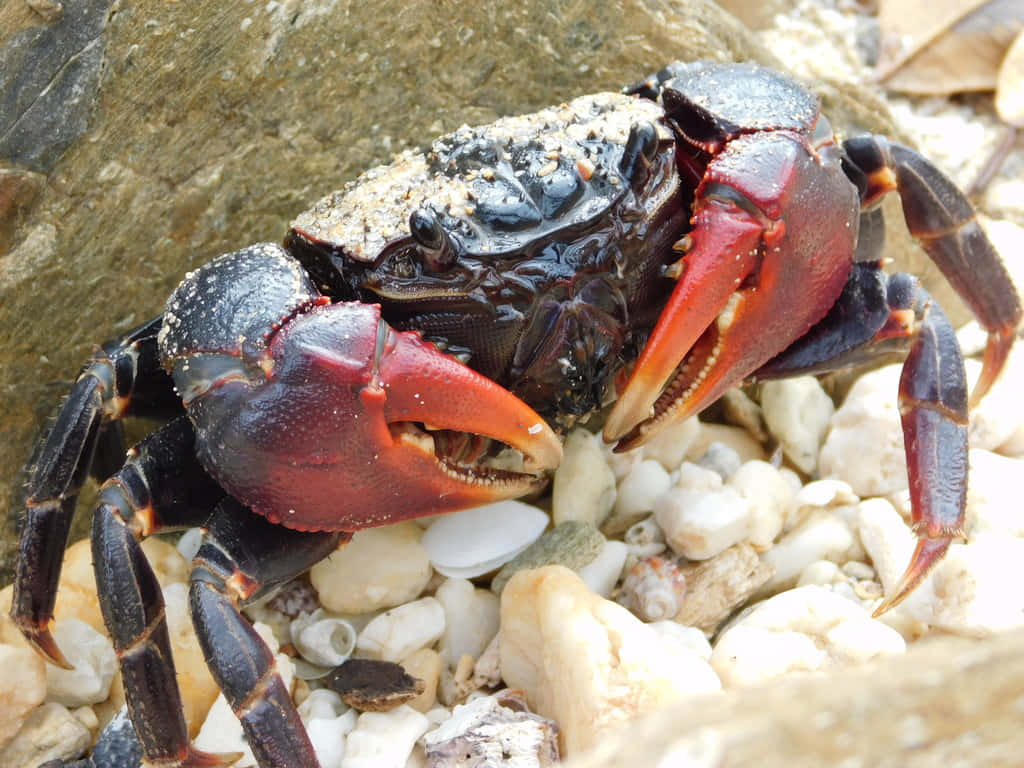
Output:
left=10, top=61, right=1021, bottom=768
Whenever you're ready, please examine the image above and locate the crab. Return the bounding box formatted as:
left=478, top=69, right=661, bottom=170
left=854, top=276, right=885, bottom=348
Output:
left=10, top=61, right=1021, bottom=768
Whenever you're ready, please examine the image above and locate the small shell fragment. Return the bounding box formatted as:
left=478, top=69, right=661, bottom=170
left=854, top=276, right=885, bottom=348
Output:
left=290, top=609, right=357, bottom=668
left=324, top=658, right=425, bottom=712
left=422, top=501, right=549, bottom=579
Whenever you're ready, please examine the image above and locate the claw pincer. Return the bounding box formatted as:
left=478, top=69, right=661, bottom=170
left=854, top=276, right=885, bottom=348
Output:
left=161, top=244, right=561, bottom=532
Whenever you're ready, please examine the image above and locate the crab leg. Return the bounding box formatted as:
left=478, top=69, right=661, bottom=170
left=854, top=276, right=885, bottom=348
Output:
left=189, top=500, right=346, bottom=768
left=843, top=135, right=1022, bottom=405
left=755, top=265, right=968, bottom=612
left=11, top=316, right=181, bottom=668
left=91, top=417, right=233, bottom=767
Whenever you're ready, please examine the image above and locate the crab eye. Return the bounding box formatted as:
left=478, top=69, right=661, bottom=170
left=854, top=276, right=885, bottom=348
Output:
left=409, top=208, right=458, bottom=272
left=619, top=121, right=660, bottom=188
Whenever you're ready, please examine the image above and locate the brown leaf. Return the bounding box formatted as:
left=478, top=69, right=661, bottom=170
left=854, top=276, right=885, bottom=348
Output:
left=877, top=0, right=1024, bottom=94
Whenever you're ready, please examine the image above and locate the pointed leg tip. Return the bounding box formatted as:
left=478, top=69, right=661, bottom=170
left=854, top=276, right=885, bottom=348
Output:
left=873, top=536, right=952, bottom=617
left=21, top=623, right=73, bottom=670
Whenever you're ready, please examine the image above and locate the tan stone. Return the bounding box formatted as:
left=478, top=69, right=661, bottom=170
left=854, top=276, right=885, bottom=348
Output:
left=400, top=648, right=441, bottom=713
left=0, top=644, right=47, bottom=749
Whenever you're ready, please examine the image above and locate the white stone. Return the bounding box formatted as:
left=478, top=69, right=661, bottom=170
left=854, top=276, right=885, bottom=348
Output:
left=576, top=539, right=629, bottom=598
left=356, top=597, right=446, bottom=662
left=787, top=479, right=858, bottom=531
left=654, top=485, right=752, bottom=560
left=696, top=441, right=742, bottom=480
left=290, top=609, right=357, bottom=668
left=858, top=498, right=1024, bottom=636
left=310, top=521, right=433, bottom=614
left=45, top=618, right=118, bottom=707
left=0, top=643, right=47, bottom=748
left=640, top=416, right=702, bottom=470
left=552, top=428, right=617, bottom=528
left=711, top=585, right=905, bottom=688
left=434, top=579, right=500, bottom=666
left=968, top=344, right=1024, bottom=452
left=759, top=509, right=862, bottom=594
left=612, top=459, right=672, bottom=519
left=686, top=423, right=766, bottom=464
left=500, top=566, right=721, bottom=757
left=819, top=364, right=907, bottom=497
left=761, top=377, right=835, bottom=474
left=0, top=702, right=92, bottom=767
left=965, top=449, right=1024, bottom=537
left=675, top=461, right=724, bottom=492
left=421, top=501, right=549, bottom=579
left=728, top=460, right=794, bottom=549
left=648, top=621, right=713, bottom=661
left=299, top=689, right=357, bottom=768
left=342, top=705, right=430, bottom=768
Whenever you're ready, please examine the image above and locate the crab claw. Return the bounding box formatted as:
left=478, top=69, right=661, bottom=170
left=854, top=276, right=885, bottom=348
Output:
left=604, top=133, right=859, bottom=449
left=180, top=300, right=561, bottom=532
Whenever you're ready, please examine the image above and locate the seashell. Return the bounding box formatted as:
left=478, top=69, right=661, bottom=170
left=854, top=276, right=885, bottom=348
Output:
left=290, top=609, right=357, bottom=668
left=624, top=515, right=666, bottom=559
left=617, top=556, right=687, bottom=622
left=422, top=691, right=560, bottom=767
left=422, top=500, right=549, bottom=579
left=325, top=658, right=425, bottom=712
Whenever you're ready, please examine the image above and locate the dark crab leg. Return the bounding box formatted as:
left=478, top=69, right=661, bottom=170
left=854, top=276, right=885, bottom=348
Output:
left=756, top=264, right=968, bottom=613
left=11, top=316, right=181, bottom=668
left=91, top=417, right=232, bottom=767
left=842, top=135, right=1022, bottom=405
left=189, top=500, right=346, bottom=768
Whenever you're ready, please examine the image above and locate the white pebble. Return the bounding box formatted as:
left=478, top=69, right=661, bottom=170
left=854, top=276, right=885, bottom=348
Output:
left=759, top=509, right=862, bottom=594
left=45, top=618, right=118, bottom=707
left=648, top=621, right=713, bottom=661
left=675, top=461, right=724, bottom=492
left=696, top=441, right=742, bottom=480
left=434, top=579, right=500, bottom=666
left=623, top=516, right=667, bottom=559
left=0, top=643, right=47, bottom=746
left=818, top=365, right=907, bottom=497
left=787, top=479, right=858, bottom=531
left=356, top=597, right=446, bottom=662
left=967, top=350, right=1024, bottom=452
left=728, top=460, right=794, bottom=548
left=640, top=415, right=702, bottom=470
left=761, top=377, right=834, bottom=474
left=299, top=689, right=357, bottom=768
left=576, top=539, right=629, bottom=597
left=310, top=521, right=433, bottom=614
left=654, top=485, right=751, bottom=560
left=966, top=449, right=1024, bottom=537
left=552, top=428, right=617, bottom=528
left=858, top=499, right=1024, bottom=636
left=711, top=585, right=904, bottom=687
left=421, top=501, right=549, bottom=579
left=342, top=705, right=430, bottom=768
left=612, top=459, right=672, bottom=519
left=290, top=609, right=357, bottom=668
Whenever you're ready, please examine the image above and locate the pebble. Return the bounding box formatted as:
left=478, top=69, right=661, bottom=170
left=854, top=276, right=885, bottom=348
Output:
left=309, top=522, right=433, bottom=614
left=421, top=501, right=549, bottom=580
left=576, top=539, right=629, bottom=597
left=355, top=597, right=446, bottom=663
left=711, top=585, right=906, bottom=688
left=341, top=705, right=430, bottom=768
left=653, top=484, right=752, bottom=560
left=551, top=428, right=617, bottom=528
left=695, top=441, right=742, bottom=480
left=435, top=578, right=500, bottom=665
left=760, top=376, right=834, bottom=474
left=422, top=691, right=560, bottom=767
left=500, top=565, right=721, bottom=756
left=673, top=543, right=775, bottom=634
left=965, top=449, right=1024, bottom=537
left=297, top=689, right=356, bottom=768
left=623, top=516, right=667, bottom=559
left=162, top=582, right=220, bottom=737
left=0, top=643, right=47, bottom=748
left=787, top=479, right=859, bottom=532
left=611, top=459, right=672, bottom=520
left=400, top=648, right=441, bottom=713
left=966, top=351, right=1024, bottom=452
left=0, top=702, right=92, bottom=767
left=290, top=609, right=357, bottom=668
left=638, top=415, right=702, bottom=470
left=45, top=619, right=118, bottom=708
left=858, top=498, right=1024, bottom=636
left=728, top=460, right=794, bottom=549
left=818, top=364, right=907, bottom=497
left=759, top=508, right=863, bottom=595
left=490, top=521, right=606, bottom=596
left=686, top=422, right=766, bottom=464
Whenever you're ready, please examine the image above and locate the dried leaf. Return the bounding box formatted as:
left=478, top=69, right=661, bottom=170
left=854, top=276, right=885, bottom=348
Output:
left=877, top=0, right=1024, bottom=94
left=996, top=28, right=1024, bottom=123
